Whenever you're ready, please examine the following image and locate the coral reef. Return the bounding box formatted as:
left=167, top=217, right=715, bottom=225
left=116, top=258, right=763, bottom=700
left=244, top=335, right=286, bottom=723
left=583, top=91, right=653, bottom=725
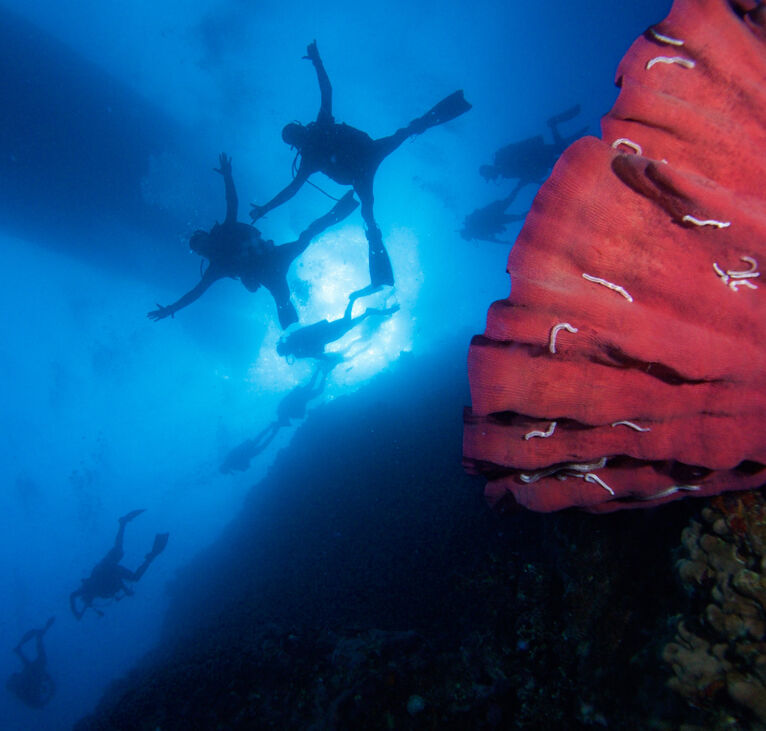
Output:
left=664, top=490, right=766, bottom=728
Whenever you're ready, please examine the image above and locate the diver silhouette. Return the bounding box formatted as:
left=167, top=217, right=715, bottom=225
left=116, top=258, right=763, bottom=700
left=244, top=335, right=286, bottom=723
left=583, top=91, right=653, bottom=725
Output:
left=70, top=510, right=169, bottom=620
left=250, top=40, right=471, bottom=293
left=461, top=190, right=528, bottom=244
left=6, top=617, right=56, bottom=709
left=479, top=104, right=586, bottom=195
left=276, top=299, right=400, bottom=363
left=148, top=154, right=358, bottom=329
left=220, top=363, right=333, bottom=473
left=220, top=300, right=400, bottom=473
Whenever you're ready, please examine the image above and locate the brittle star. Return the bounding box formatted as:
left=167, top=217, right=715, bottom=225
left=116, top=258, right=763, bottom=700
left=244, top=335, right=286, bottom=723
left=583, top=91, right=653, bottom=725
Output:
left=646, top=56, right=695, bottom=70
left=583, top=472, right=615, bottom=495
left=637, top=484, right=701, bottom=501
left=561, top=469, right=616, bottom=496
left=519, top=457, right=607, bottom=484
left=649, top=28, right=685, bottom=46
left=582, top=273, right=633, bottom=303
left=611, top=138, right=643, bottom=155
left=682, top=215, right=730, bottom=229
left=611, top=420, right=651, bottom=432
left=713, top=256, right=760, bottom=291
left=548, top=323, right=578, bottom=354
left=524, top=421, right=557, bottom=440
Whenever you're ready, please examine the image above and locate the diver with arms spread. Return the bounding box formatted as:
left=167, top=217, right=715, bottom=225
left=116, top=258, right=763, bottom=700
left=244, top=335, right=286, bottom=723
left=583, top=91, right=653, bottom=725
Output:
left=250, top=41, right=471, bottom=295
left=149, top=154, right=358, bottom=329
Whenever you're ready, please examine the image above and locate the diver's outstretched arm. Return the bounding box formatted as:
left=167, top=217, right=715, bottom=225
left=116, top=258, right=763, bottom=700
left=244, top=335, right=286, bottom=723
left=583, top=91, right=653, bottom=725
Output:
left=305, top=40, right=332, bottom=123
left=147, top=269, right=220, bottom=321
left=250, top=166, right=310, bottom=222
left=214, top=153, right=238, bottom=225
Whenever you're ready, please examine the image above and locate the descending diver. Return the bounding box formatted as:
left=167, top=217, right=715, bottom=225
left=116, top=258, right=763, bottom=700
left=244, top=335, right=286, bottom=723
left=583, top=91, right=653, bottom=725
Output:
left=479, top=104, right=587, bottom=194
left=460, top=190, right=528, bottom=243
left=220, top=363, right=332, bottom=473
left=250, top=40, right=471, bottom=294
left=148, top=154, right=358, bottom=329
left=70, top=510, right=169, bottom=620
left=6, top=617, right=56, bottom=709
left=220, top=300, right=400, bottom=473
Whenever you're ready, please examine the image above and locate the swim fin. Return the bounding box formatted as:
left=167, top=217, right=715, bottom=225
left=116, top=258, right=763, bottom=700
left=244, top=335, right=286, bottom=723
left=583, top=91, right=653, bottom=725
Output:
left=119, top=508, right=146, bottom=525
left=368, top=243, right=394, bottom=287
left=546, top=104, right=581, bottom=128
left=148, top=532, right=169, bottom=559
left=408, top=90, right=472, bottom=135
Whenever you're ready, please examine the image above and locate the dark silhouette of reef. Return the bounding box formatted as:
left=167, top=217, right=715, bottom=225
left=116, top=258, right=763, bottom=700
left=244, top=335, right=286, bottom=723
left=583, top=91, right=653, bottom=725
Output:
left=76, top=337, right=709, bottom=730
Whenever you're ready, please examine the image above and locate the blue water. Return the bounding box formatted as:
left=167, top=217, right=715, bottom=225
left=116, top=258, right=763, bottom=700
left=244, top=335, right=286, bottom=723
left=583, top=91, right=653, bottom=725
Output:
left=1, top=0, right=671, bottom=727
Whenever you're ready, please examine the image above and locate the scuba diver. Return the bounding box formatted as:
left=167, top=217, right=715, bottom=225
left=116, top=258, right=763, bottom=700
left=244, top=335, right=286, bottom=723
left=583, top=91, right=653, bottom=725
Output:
left=461, top=191, right=528, bottom=244
left=148, top=154, right=358, bottom=329
left=220, top=363, right=332, bottom=473
left=479, top=104, right=587, bottom=194
left=250, top=40, right=471, bottom=294
left=6, top=617, right=56, bottom=709
left=70, top=509, right=169, bottom=620
left=276, top=299, right=400, bottom=363
left=221, top=300, right=399, bottom=473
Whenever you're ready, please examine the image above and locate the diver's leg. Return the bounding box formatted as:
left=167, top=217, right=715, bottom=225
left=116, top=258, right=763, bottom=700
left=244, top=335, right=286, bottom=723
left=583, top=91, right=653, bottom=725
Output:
left=503, top=179, right=526, bottom=207
left=13, top=631, right=35, bottom=666
left=125, top=533, right=169, bottom=582
left=371, top=127, right=411, bottom=166
left=346, top=284, right=384, bottom=311
left=15, top=628, right=38, bottom=650
left=33, top=633, right=46, bottom=667
left=292, top=189, right=358, bottom=258
left=546, top=104, right=581, bottom=148
left=264, top=279, right=299, bottom=330
left=355, top=180, right=394, bottom=288
left=406, top=90, right=471, bottom=136
left=110, top=509, right=145, bottom=562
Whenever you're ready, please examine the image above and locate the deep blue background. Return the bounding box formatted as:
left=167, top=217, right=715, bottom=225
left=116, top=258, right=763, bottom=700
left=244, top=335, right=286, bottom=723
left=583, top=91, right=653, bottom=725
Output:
left=1, top=1, right=671, bottom=727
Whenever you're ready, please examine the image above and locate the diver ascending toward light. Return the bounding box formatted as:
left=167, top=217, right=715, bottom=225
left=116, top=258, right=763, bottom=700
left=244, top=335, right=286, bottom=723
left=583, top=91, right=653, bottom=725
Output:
left=70, top=510, right=169, bottom=620
left=250, top=40, right=471, bottom=295
left=148, top=154, right=358, bottom=329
